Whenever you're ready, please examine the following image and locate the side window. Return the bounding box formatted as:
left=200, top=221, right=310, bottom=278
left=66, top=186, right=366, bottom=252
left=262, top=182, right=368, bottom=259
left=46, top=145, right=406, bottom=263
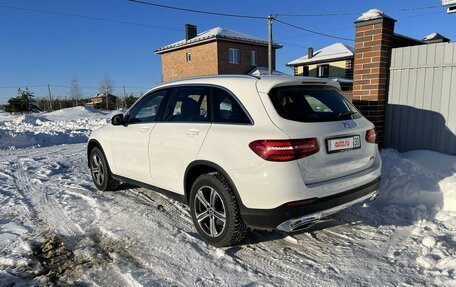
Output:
left=229, top=48, right=239, bottom=64
left=251, top=51, right=257, bottom=66
left=163, top=86, right=210, bottom=122
left=317, top=64, right=329, bottom=77
left=128, top=90, right=167, bottom=124
left=213, top=88, right=251, bottom=124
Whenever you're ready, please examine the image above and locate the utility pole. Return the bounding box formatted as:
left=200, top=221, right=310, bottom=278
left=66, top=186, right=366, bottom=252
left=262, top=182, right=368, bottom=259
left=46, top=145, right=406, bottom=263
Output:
left=47, top=84, right=53, bottom=111
left=268, top=14, right=274, bottom=75
left=123, top=85, right=126, bottom=109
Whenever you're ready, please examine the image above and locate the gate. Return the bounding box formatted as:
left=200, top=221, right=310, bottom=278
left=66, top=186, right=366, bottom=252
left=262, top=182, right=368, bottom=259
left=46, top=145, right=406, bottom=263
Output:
left=384, top=42, right=456, bottom=155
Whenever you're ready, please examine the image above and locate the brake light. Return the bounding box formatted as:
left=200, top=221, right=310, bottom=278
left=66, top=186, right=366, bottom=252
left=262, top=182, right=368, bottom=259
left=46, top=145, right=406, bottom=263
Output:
left=249, top=138, right=319, bottom=162
left=366, top=128, right=377, bottom=143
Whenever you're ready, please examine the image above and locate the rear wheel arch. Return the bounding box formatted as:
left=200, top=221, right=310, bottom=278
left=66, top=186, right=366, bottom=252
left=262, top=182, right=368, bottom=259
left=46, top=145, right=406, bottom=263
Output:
left=184, top=161, right=244, bottom=208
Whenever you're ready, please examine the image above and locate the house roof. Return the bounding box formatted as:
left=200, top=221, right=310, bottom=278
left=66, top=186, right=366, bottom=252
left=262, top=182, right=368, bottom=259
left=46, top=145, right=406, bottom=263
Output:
left=248, top=66, right=289, bottom=76
left=287, top=43, right=354, bottom=66
left=155, top=27, right=282, bottom=54
left=93, top=92, right=116, bottom=98
left=422, top=32, right=450, bottom=42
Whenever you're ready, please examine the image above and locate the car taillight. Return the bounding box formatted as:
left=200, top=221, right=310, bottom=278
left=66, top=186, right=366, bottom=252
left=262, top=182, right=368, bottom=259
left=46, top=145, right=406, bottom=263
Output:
left=366, top=128, right=377, bottom=143
left=249, top=138, right=319, bottom=162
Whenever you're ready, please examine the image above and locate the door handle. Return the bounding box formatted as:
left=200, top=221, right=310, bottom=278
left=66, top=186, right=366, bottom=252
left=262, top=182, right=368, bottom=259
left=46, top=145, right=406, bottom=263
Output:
left=139, top=127, right=150, bottom=133
left=185, top=129, right=200, bottom=137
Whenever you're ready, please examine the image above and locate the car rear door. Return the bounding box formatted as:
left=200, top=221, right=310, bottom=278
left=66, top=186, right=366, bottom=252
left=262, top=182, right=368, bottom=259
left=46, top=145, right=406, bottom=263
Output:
left=111, top=89, right=170, bottom=184
left=263, top=85, right=377, bottom=184
left=148, top=85, right=212, bottom=194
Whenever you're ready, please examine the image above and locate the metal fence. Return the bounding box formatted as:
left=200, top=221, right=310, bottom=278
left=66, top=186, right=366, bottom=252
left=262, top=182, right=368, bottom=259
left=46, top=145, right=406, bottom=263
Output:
left=384, top=42, right=456, bottom=155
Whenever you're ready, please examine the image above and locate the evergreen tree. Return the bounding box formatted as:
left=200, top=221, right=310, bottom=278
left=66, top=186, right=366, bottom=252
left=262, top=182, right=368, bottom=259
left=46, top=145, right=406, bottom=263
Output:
left=5, top=88, right=40, bottom=113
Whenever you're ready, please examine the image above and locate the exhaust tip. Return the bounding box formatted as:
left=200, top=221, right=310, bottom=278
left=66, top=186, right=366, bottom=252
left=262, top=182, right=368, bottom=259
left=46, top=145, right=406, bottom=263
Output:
left=370, top=191, right=379, bottom=201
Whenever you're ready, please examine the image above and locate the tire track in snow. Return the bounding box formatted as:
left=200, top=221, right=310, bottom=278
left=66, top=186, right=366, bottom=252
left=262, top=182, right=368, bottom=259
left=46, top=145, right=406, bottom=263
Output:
left=14, top=157, right=83, bottom=236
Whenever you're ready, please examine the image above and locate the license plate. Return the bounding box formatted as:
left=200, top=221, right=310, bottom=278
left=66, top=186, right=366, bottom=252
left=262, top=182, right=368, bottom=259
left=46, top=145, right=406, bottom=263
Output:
left=327, top=135, right=361, bottom=153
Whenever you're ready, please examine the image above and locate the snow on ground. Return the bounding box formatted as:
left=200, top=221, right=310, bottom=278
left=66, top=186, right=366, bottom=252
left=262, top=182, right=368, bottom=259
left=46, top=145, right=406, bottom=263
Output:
left=0, top=109, right=455, bottom=286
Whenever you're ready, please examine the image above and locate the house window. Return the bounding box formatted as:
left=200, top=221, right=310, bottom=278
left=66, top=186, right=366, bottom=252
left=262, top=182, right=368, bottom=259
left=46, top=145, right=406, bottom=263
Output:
left=345, top=59, right=354, bottom=78
left=186, top=52, right=191, bottom=62
left=229, top=48, right=239, bottom=64
left=303, top=66, right=309, bottom=76
left=251, top=51, right=257, bottom=66
left=317, top=64, right=329, bottom=77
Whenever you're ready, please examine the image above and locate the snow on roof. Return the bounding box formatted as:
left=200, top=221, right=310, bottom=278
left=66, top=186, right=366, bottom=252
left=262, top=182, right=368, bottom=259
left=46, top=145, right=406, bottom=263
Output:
left=356, top=9, right=393, bottom=22
left=424, top=33, right=438, bottom=41
left=155, top=27, right=281, bottom=53
left=422, top=32, right=450, bottom=42
left=248, top=66, right=289, bottom=76
left=287, top=43, right=354, bottom=66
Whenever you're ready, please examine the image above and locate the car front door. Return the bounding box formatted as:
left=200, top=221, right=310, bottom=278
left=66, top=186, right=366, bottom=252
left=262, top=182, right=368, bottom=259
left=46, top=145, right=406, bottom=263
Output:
left=111, top=89, right=170, bottom=184
left=148, top=86, right=211, bottom=194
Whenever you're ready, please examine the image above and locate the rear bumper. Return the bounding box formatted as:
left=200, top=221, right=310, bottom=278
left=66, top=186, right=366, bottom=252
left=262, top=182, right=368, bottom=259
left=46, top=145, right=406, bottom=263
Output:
left=240, top=177, right=381, bottom=230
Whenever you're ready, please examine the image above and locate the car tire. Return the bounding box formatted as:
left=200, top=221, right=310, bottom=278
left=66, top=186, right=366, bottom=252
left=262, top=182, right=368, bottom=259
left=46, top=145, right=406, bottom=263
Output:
left=89, top=147, right=119, bottom=191
left=190, top=172, right=248, bottom=247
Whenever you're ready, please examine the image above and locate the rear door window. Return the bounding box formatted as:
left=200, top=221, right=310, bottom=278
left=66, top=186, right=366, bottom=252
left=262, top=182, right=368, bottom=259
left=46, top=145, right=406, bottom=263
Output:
left=163, top=86, right=210, bottom=122
left=268, top=86, right=361, bottom=122
left=212, top=87, right=251, bottom=124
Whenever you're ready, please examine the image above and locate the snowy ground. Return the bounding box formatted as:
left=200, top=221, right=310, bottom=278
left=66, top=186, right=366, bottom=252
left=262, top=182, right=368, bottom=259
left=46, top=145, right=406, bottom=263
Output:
left=0, top=108, right=455, bottom=286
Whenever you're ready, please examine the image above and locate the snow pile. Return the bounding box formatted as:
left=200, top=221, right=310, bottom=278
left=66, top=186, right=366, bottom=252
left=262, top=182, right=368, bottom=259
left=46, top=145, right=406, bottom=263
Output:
left=45, top=106, right=108, bottom=121
left=379, top=149, right=456, bottom=214
left=0, top=107, right=112, bottom=150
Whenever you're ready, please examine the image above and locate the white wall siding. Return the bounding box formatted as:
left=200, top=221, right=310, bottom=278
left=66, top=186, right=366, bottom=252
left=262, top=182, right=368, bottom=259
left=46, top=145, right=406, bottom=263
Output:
left=385, top=43, right=456, bottom=155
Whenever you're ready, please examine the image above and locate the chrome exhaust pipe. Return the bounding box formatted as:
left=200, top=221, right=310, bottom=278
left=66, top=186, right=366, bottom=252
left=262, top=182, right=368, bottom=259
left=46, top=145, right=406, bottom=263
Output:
left=369, top=191, right=379, bottom=201
left=276, top=191, right=378, bottom=232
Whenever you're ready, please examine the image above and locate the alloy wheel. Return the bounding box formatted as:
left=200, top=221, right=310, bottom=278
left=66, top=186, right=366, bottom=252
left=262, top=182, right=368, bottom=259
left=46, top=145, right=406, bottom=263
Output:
left=194, top=186, right=226, bottom=237
left=91, top=154, right=105, bottom=186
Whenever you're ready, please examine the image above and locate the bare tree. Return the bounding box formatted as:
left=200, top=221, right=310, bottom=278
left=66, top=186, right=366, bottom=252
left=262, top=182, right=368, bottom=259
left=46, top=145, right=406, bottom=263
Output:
left=70, top=75, right=82, bottom=106
left=99, top=73, right=115, bottom=95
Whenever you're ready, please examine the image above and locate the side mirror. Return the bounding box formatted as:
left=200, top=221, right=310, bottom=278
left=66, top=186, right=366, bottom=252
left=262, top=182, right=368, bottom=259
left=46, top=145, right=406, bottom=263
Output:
left=111, top=114, right=125, bottom=126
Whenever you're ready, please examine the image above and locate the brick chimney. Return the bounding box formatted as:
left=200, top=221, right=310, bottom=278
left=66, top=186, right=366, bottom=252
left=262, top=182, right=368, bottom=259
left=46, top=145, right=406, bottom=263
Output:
left=352, top=9, right=396, bottom=146
left=185, top=24, right=197, bottom=41
left=308, top=47, right=314, bottom=59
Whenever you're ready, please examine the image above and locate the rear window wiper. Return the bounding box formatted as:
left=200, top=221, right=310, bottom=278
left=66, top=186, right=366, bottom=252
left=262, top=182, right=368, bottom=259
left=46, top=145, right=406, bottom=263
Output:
left=337, top=111, right=356, bottom=119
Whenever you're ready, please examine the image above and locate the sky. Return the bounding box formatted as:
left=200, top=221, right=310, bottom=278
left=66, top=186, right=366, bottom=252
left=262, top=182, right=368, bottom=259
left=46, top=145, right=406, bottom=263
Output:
left=0, top=0, right=454, bottom=104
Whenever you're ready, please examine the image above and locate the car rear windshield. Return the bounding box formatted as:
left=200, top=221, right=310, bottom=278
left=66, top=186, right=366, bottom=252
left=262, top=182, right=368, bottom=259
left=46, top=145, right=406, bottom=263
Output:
left=268, top=85, right=361, bottom=123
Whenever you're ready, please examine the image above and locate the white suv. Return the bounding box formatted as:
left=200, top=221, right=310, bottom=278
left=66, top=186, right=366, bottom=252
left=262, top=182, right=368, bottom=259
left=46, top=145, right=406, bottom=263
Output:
left=88, top=75, right=381, bottom=247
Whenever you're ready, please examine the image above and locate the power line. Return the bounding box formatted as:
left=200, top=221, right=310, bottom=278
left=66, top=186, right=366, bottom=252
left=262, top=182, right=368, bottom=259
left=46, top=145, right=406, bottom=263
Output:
left=275, top=19, right=355, bottom=41
left=128, top=1, right=354, bottom=43
left=276, top=5, right=441, bottom=17
left=0, top=85, right=48, bottom=89
left=0, top=4, right=181, bottom=32
left=0, top=85, right=150, bottom=89
left=128, top=0, right=267, bottom=19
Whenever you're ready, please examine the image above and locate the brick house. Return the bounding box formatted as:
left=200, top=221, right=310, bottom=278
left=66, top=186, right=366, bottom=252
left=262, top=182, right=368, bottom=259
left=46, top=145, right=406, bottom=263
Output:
left=86, top=93, right=117, bottom=110
left=287, top=43, right=355, bottom=91
left=155, top=24, right=282, bottom=82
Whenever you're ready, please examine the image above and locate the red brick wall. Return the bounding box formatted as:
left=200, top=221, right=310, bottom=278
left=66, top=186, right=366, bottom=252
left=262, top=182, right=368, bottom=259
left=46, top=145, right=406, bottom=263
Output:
left=161, top=41, right=218, bottom=82
left=216, top=41, right=276, bottom=74
left=352, top=17, right=395, bottom=145
left=160, top=40, right=276, bottom=82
